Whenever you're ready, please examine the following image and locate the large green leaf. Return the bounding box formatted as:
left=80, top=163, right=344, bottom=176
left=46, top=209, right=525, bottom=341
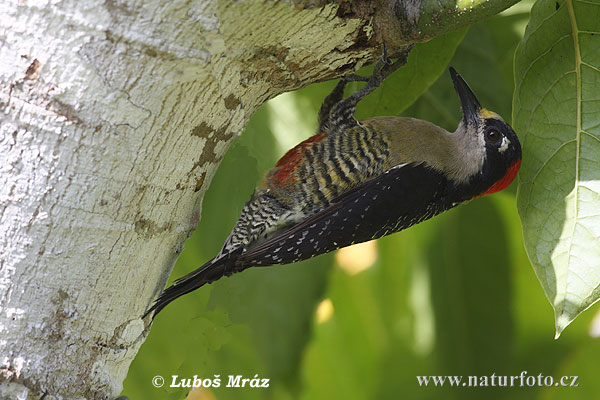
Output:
left=514, top=0, right=600, bottom=336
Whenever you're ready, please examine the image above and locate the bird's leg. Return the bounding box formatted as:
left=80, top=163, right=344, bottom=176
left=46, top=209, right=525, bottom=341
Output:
left=342, top=44, right=413, bottom=111
left=325, top=44, right=413, bottom=131
left=318, top=79, right=347, bottom=131
left=318, top=73, right=372, bottom=131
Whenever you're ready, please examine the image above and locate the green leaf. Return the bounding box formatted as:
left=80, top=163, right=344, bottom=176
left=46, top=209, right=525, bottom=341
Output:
left=514, top=0, right=600, bottom=337
left=427, top=199, right=514, bottom=379
left=353, top=28, right=468, bottom=119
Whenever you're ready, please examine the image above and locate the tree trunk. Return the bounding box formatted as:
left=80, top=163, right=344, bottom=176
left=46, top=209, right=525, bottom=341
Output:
left=0, top=0, right=517, bottom=398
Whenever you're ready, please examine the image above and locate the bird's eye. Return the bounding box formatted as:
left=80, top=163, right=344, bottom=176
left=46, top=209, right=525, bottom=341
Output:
left=486, top=128, right=502, bottom=143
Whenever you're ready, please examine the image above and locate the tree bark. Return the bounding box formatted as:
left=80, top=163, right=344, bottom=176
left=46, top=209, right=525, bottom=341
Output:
left=0, top=0, right=518, bottom=398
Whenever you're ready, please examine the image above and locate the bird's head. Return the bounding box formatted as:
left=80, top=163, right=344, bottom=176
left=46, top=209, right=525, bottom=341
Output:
left=449, top=67, right=522, bottom=198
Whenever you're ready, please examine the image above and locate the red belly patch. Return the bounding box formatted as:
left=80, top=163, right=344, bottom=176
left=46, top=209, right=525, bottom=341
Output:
left=270, top=132, right=326, bottom=187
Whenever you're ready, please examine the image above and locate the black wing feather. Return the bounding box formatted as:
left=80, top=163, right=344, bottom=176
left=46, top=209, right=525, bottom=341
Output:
left=146, top=163, right=458, bottom=318
left=237, top=163, right=455, bottom=268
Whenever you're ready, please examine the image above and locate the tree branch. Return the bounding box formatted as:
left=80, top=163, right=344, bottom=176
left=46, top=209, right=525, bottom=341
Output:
left=0, top=0, right=519, bottom=398
left=326, top=0, right=520, bottom=53
left=396, top=0, right=520, bottom=41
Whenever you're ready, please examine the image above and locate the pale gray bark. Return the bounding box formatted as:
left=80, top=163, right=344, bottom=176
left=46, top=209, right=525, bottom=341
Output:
left=0, top=1, right=376, bottom=398
left=0, top=0, right=517, bottom=398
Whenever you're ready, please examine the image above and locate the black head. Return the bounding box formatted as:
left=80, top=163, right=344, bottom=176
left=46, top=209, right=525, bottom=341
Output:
left=449, top=67, right=522, bottom=198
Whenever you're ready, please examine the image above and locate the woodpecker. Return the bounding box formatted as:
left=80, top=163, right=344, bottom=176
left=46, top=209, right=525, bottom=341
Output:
left=146, top=51, right=521, bottom=318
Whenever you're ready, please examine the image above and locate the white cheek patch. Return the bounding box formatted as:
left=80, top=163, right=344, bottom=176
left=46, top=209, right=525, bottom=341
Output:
left=498, top=136, right=510, bottom=153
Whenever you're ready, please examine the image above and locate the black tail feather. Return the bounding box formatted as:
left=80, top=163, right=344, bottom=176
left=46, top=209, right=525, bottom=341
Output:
left=144, top=254, right=235, bottom=319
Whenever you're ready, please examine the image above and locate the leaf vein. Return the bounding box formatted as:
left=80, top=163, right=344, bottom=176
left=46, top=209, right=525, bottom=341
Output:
left=527, top=139, right=576, bottom=184
left=516, top=34, right=572, bottom=104
left=576, top=213, right=600, bottom=221
left=525, top=70, right=575, bottom=136
left=581, top=61, right=600, bottom=74
left=564, top=0, right=583, bottom=306
left=522, top=8, right=568, bottom=44
left=582, top=130, right=600, bottom=143
left=574, top=0, right=600, bottom=5
left=575, top=221, right=600, bottom=241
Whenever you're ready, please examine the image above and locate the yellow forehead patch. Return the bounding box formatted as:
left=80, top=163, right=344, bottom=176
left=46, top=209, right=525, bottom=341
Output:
left=480, top=108, right=503, bottom=120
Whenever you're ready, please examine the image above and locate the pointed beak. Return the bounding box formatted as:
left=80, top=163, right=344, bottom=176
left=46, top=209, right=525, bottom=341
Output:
left=449, top=67, right=481, bottom=123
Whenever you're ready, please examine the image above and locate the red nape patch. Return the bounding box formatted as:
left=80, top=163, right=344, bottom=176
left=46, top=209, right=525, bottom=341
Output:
left=270, top=132, right=326, bottom=187
left=478, top=159, right=522, bottom=198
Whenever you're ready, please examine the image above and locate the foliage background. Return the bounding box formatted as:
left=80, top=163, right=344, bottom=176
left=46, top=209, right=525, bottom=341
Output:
left=123, top=1, right=600, bottom=398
